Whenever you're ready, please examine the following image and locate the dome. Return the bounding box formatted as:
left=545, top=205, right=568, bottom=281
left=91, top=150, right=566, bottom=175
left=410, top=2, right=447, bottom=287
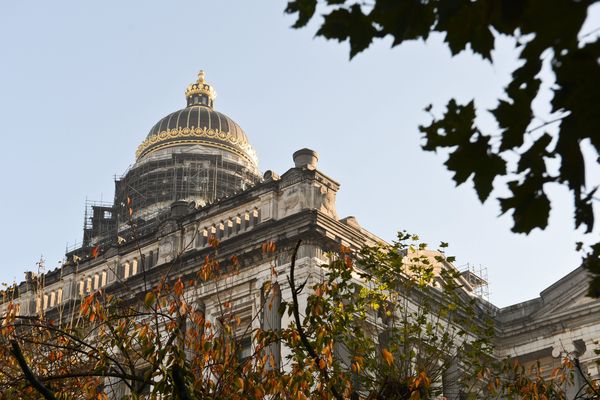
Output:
left=115, top=71, right=262, bottom=224
left=135, top=71, right=258, bottom=167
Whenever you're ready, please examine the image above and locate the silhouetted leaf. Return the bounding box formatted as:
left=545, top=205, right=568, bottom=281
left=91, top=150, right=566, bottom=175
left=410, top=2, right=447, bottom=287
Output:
left=445, top=133, right=506, bottom=202
left=574, top=187, right=597, bottom=233
left=285, top=0, right=600, bottom=296
left=436, top=0, right=494, bottom=60
left=517, top=133, right=553, bottom=175
left=493, top=78, right=541, bottom=151
left=286, top=0, right=317, bottom=28
left=499, top=179, right=550, bottom=233
left=369, top=0, right=434, bottom=45
left=317, top=5, right=377, bottom=58
left=583, top=242, right=600, bottom=297
left=420, top=99, right=477, bottom=150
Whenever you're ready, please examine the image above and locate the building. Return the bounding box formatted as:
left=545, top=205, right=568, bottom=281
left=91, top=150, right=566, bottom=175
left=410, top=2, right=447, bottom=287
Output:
left=2, top=71, right=599, bottom=398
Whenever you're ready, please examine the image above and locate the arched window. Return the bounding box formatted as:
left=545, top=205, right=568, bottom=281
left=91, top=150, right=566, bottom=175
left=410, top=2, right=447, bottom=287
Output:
left=148, top=251, right=154, bottom=268
left=101, top=271, right=107, bottom=287
left=123, top=262, right=131, bottom=279
left=94, top=273, right=100, bottom=290
left=49, top=291, right=56, bottom=308
left=132, top=258, right=138, bottom=276
left=57, top=288, right=63, bottom=304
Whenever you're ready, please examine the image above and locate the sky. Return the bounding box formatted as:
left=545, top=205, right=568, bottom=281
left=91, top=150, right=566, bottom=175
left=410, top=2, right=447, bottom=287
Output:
left=0, top=1, right=598, bottom=307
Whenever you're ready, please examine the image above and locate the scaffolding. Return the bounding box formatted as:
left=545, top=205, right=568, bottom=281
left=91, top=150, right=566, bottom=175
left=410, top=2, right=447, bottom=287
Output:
left=114, top=151, right=260, bottom=227
left=68, top=148, right=261, bottom=256
left=83, top=200, right=116, bottom=248
left=459, top=263, right=490, bottom=301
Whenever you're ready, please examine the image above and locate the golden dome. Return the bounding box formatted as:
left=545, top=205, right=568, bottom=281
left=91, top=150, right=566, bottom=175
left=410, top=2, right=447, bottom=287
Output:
left=135, top=71, right=257, bottom=166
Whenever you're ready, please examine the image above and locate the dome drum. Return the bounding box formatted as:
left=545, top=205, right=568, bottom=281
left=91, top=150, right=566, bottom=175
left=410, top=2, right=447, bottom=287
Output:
left=115, top=70, right=261, bottom=227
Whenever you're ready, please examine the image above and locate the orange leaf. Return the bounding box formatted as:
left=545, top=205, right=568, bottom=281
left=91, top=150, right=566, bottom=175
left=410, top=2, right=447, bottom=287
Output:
left=91, top=246, right=99, bottom=259
left=381, top=348, right=394, bottom=366
left=174, top=278, right=184, bottom=296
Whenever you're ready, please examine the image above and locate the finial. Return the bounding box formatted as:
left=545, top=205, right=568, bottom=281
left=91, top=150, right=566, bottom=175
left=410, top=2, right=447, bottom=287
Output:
left=185, top=69, right=216, bottom=108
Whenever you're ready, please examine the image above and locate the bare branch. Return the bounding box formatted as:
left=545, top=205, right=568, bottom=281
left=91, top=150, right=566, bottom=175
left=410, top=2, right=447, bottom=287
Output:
left=10, top=340, right=57, bottom=400
left=288, top=239, right=343, bottom=400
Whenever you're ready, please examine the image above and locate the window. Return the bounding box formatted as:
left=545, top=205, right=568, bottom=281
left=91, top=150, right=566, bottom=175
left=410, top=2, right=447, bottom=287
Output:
left=101, top=271, right=107, bottom=287
left=49, top=291, right=56, bottom=308
left=237, top=336, right=253, bottom=363
left=123, top=262, right=130, bottom=279
left=94, top=273, right=100, bottom=290
left=57, top=288, right=63, bottom=304
left=132, top=258, right=138, bottom=276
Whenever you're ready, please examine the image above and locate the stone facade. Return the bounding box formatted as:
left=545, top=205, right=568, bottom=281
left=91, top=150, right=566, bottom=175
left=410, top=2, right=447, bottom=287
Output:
left=1, top=72, right=599, bottom=398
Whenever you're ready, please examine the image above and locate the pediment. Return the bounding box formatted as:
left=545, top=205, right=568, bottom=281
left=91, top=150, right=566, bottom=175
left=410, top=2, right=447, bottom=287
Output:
left=530, top=268, right=599, bottom=318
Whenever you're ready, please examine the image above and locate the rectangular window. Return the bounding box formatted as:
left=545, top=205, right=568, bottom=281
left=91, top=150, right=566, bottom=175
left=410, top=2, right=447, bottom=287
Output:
left=237, top=336, right=252, bottom=363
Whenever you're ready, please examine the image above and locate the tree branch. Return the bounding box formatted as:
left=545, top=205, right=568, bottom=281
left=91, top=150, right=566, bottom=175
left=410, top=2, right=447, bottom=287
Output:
left=10, top=340, right=57, bottom=400
left=288, top=239, right=343, bottom=400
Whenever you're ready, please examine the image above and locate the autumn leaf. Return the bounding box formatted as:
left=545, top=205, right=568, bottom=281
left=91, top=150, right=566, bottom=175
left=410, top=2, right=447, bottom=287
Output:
left=318, top=358, right=327, bottom=369
left=91, top=246, right=99, bottom=259
left=381, top=348, right=394, bottom=366
left=174, top=278, right=184, bottom=297
left=144, top=291, right=155, bottom=307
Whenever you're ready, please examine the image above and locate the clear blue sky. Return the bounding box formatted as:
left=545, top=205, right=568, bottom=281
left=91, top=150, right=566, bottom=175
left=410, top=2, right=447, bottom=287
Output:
left=1, top=1, right=598, bottom=307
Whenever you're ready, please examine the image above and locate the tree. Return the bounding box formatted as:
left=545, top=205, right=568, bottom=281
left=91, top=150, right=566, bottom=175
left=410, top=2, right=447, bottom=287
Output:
left=283, top=0, right=600, bottom=295
left=1, top=233, right=597, bottom=399
left=279, top=235, right=495, bottom=399
left=0, top=238, right=286, bottom=399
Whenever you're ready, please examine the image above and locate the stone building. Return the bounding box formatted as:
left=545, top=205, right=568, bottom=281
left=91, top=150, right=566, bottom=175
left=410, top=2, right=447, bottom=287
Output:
left=1, top=71, right=599, bottom=398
